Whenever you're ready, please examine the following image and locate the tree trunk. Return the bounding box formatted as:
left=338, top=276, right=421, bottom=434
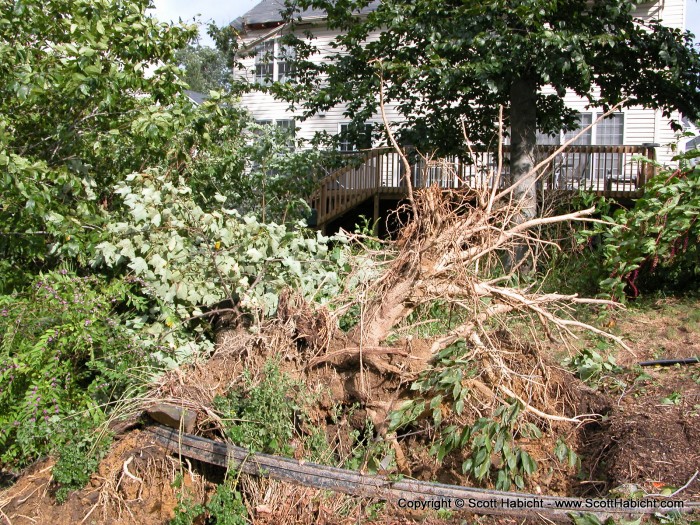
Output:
left=507, top=75, right=538, bottom=270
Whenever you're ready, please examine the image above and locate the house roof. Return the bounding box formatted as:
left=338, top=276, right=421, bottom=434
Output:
left=185, top=90, right=207, bottom=106
left=232, top=0, right=380, bottom=31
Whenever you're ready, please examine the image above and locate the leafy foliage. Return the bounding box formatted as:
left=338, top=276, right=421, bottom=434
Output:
left=342, top=418, right=393, bottom=473
left=563, top=345, right=621, bottom=385
left=0, top=0, right=358, bottom=503
left=174, top=44, right=230, bottom=92
left=591, top=157, right=700, bottom=300
left=389, top=340, right=541, bottom=490
left=172, top=477, right=247, bottom=525
left=0, top=0, right=198, bottom=280
left=213, top=361, right=336, bottom=463
left=95, top=171, right=350, bottom=322
left=52, top=420, right=112, bottom=503
left=185, top=117, right=326, bottom=224
left=0, top=0, right=321, bottom=290
left=554, top=437, right=581, bottom=471
left=214, top=361, right=301, bottom=455
left=0, top=271, right=149, bottom=466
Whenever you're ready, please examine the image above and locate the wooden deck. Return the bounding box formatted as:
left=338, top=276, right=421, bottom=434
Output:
left=309, top=145, right=657, bottom=230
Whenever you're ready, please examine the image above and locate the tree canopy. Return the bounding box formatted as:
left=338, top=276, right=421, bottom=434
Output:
left=0, top=0, right=197, bottom=278
left=283, top=0, right=700, bottom=153
left=174, top=44, right=231, bottom=92
left=0, top=0, right=319, bottom=287
left=282, top=0, right=700, bottom=241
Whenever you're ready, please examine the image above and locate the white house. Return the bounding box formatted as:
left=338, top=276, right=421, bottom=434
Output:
left=232, top=0, right=690, bottom=164
left=231, top=0, right=694, bottom=229
left=231, top=0, right=409, bottom=152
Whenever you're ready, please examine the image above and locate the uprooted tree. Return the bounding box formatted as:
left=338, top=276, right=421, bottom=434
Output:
left=1, top=0, right=661, bottom=514
left=96, top=127, right=625, bottom=491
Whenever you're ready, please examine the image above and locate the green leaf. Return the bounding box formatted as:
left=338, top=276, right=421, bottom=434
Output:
left=521, top=450, right=537, bottom=475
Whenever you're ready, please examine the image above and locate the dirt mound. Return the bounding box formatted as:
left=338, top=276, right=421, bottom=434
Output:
left=1, top=430, right=194, bottom=525
left=590, top=368, right=700, bottom=497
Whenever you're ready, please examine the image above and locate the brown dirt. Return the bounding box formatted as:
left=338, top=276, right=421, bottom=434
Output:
left=3, top=296, right=699, bottom=523
left=573, top=298, right=700, bottom=498
left=0, top=430, right=205, bottom=525
left=582, top=367, right=700, bottom=497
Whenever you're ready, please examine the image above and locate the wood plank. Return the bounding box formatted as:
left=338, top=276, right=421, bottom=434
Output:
left=146, top=423, right=698, bottom=521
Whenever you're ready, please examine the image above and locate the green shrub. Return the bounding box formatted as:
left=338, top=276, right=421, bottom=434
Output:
left=171, top=479, right=247, bottom=525
left=213, top=361, right=341, bottom=464
left=214, top=361, right=303, bottom=455
left=0, top=271, right=143, bottom=467
left=96, top=172, right=353, bottom=322
left=389, top=340, right=541, bottom=490
left=591, top=156, right=700, bottom=300
left=563, top=344, right=621, bottom=386
left=52, top=419, right=112, bottom=503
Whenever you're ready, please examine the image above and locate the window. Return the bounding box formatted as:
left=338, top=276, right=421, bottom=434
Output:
left=253, top=38, right=294, bottom=85
left=276, top=119, right=296, bottom=149
left=563, top=113, right=593, bottom=145
left=593, top=113, right=624, bottom=184
left=338, top=122, right=373, bottom=152
left=537, top=113, right=593, bottom=146
left=596, top=113, right=624, bottom=145
left=254, top=40, right=274, bottom=85
left=541, top=112, right=625, bottom=189
left=277, top=43, right=295, bottom=83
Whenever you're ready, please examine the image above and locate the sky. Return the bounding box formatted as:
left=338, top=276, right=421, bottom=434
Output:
left=149, top=0, right=261, bottom=46
left=687, top=0, right=700, bottom=42
left=151, top=0, right=700, bottom=47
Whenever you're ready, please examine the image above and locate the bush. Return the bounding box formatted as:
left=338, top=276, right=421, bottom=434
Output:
left=389, top=340, right=541, bottom=491
left=52, top=419, right=112, bottom=503
left=592, top=156, right=700, bottom=300
left=96, top=172, right=353, bottom=322
left=213, top=361, right=301, bottom=455
left=0, top=271, right=144, bottom=467
left=213, top=360, right=336, bottom=463
left=172, top=478, right=247, bottom=525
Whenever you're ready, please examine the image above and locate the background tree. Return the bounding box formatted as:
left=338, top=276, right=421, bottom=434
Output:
left=282, top=0, right=700, bottom=224
left=0, top=0, right=342, bottom=477
left=0, top=0, right=197, bottom=283
left=174, top=43, right=231, bottom=92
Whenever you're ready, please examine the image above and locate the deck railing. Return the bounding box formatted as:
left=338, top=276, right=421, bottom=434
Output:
left=310, top=145, right=656, bottom=227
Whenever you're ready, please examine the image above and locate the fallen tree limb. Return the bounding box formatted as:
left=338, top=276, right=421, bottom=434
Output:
left=307, top=347, right=409, bottom=369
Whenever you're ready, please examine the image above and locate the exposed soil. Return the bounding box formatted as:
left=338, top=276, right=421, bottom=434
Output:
left=1, top=430, right=194, bottom=525
left=2, top=298, right=699, bottom=524
left=574, top=297, right=700, bottom=498
left=579, top=366, right=700, bottom=498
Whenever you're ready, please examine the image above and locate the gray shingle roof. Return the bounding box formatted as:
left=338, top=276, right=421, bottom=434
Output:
left=232, top=0, right=380, bottom=31
left=185, top=90, right=207, bottom=106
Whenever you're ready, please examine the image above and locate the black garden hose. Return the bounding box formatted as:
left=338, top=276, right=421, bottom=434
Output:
left=639, top=357, right=699, bottom=367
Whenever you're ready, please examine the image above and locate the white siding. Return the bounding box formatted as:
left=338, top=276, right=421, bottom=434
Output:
left=235, top=26, right=402, bottom=147
left=634, top=0, right=685, bottom=29
left=235, top=0, right=686, bottom=164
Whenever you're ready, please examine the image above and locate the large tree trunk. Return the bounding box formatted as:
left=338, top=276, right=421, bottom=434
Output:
left=508, top=75, right=538, bottom=270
